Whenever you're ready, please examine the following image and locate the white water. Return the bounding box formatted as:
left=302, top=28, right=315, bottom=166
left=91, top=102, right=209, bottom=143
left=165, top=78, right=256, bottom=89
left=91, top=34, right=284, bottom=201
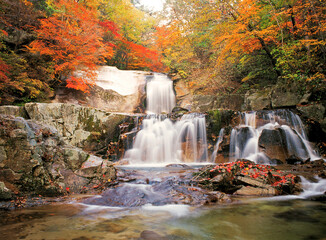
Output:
left=142, top=204, right=190, bottom=217
left=229, top=110, right=321, bottom=164
left=146, top=73, right=176, bottom=114
left=211, top=128, right=224, bottom=162
left=124, top=116, right=181, bottom=163
left=256, top=176, right=326, bottom=201
left=124, top=113, right=208, bottom=164
left=95, top=66, right=146, bottom=96
left=124, top=73, right=209, bottom=164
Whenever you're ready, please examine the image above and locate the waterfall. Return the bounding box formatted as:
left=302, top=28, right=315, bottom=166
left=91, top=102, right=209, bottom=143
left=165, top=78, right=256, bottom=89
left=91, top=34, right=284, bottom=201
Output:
left=146, top=74, right=176, bottom=114
left=95, top=66, right=146, bottom=96
left=211, top=128, right=224, bottom=162
left=228, top=110, right=321, bottom=164
left=124, top=115, right=181, bottom=163
left=124, top=113, right=208, bottom=164
left=176, top=113, right=208, bottom=162
left=124, top=72, right=208, bottom=164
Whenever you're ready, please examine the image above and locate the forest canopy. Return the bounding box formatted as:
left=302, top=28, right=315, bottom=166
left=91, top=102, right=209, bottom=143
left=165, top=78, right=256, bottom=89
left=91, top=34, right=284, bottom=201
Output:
left=157, top=0, right=326, bottom=94
left=0, top=0, right=325, bottom=104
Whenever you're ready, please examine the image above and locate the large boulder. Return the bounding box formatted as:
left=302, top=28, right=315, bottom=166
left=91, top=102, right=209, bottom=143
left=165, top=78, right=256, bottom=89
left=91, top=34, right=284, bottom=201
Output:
left=191, top=94, right=245, bottom=112
left=174, top=80, right=192, bottom=110
left=53, top=66, right=149, bottom=113
left=271, top=85, right=303, bottom=108
left=53, top=85, right=146, bottom=113
left=24, top=103, right=128, bottom=158
left=0, top=182, right=12, bottom=200
left=245, top=89, right=272, bottom=111
left=0, top=105, right=28, bottom=118
left=258, top=128, right=288, bottom=163
left=298, top=103, right=326, bottom=135
left=0, top=115, right=116, bottom=199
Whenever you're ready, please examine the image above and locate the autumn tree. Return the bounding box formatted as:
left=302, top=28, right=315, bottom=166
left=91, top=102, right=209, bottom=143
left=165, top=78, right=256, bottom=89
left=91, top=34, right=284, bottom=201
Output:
left=0, top=0, right=54, bottom=104
left=158, top=0, right=325, bottom=93
left=98, top=0, right=166, bottom=71
left=27, top=0, right=115, bottom=92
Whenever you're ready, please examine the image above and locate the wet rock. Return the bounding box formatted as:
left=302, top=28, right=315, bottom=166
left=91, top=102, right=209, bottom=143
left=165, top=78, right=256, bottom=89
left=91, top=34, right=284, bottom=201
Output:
left=0, top=114, right=117, bottom=201
left=63, top=147, right=89, bottom=170
left=172, top=106, right=189, bottom=113
left=53, top=67, right=147, bottom=113
left=258, top=128, right=288, bottom=163
left=286, top=155, right=304, bottom=165
left=270, top=159, right=284, bottom=165
left=235, top=186, right=276, bottom=196
left=165, top=164, right=193, bottom=169
left=0, top=105, right=28, bottom=118
left=84, top=173, right=226, bottom=207
left=271, top=85, right=303, bottom=108
left=237, top=176, right=268, bottom=188
left=310, top=159, right=325, bottom=167
left=0, top=182, right=13, bottom=200
left=194, top=162, right=299, bottom=196
left=84, top=183, right=155, bottom=207
left=192, top=95, right=217, bottom=112
left=140, top=230, right=168, bottom=240
left=298, top=104, right=325, bottom=123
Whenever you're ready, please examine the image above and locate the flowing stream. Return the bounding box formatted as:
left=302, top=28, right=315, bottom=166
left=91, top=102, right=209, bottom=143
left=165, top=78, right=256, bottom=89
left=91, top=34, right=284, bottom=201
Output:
left=0, top=168, right=325, bottom=240
left=1, top=71, right=325, bottom=239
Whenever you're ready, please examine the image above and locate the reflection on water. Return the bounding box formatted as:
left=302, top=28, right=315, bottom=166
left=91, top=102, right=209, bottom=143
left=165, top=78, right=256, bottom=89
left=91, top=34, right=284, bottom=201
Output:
left=0, top=199, right=325, bottom=240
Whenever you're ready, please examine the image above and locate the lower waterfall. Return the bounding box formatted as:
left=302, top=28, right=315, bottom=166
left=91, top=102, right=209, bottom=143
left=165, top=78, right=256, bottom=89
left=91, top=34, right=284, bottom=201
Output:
left=123, top=73, right=321, bottom=165
left=228, top=110, right=321, bottom=164
left=124, top=113, right=208, bottom=164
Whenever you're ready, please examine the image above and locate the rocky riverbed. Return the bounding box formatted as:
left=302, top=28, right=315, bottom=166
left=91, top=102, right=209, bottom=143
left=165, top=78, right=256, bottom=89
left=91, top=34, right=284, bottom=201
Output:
left=0, top=103, right=325, bottom=211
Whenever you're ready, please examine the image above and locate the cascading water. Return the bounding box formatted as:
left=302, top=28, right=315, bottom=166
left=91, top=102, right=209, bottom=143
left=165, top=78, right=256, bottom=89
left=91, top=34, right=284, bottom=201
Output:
left=124, top=74, right=208, bottom=164
left=124, top=115, right=181, bottom=163
left=228, top=110, right=321, bottom=164
left=95, top=66, right=145, bottom=96
left=146, top=73, right=176, bottom=114
left=124, top=113, right=208, bottom=164
left=176, top=113, right=208, bottom=162
left=211, top=128, right=224, bottom=162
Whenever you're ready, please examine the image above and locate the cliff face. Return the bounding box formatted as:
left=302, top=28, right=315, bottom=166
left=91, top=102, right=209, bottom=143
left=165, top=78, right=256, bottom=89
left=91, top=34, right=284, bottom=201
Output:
left=0, top=103, right=137, bottom=200
left=175, top=81, right=326, bottom=145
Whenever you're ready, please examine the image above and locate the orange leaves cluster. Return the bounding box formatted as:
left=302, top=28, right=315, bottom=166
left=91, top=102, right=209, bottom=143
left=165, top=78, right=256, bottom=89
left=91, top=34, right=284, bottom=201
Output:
left=28, top=0, right=114, bottom=92
left=209, top=161, right=296, bottom=189
left=0, top=58, right=11, bottom=87
left=28, top=0, right=166, bottom=92
left=126, top=41, right=166, bottom=72
left=214, top=0, right=277, bottom=60
left=101, top=20, right=166, bottom=72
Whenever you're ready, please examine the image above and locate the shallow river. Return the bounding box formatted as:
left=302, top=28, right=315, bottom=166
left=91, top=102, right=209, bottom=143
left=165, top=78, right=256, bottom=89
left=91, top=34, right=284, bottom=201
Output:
left=0, top=198, right=325, bottom=240
left=1, top=165, right=325, bottom=240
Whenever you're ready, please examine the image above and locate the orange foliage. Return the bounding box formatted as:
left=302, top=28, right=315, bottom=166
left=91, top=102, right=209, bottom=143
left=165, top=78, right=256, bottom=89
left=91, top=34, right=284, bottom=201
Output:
left=0, top=58, right=11, bottom=87
left=212, top=0, right=281, bottom=67
left=28, top=0, right=114, bottom=92
left=101, top=20, right=166, bottom=72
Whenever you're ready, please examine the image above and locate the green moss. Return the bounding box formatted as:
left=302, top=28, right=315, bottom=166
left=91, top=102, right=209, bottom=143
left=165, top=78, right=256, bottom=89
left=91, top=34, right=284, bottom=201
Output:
left=208, top=109, right=222, bottom=134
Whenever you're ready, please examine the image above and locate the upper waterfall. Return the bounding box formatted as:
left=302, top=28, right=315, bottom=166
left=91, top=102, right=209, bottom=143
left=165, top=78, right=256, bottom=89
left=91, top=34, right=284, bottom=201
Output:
left=95, top=66, right=146, bottom=96
left=146, top=74, right=176, bottom=114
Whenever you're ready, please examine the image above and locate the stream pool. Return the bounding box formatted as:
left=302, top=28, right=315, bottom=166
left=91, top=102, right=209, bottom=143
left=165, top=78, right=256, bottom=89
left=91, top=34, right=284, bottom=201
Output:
left=0, top=197, right=325, bottom=240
